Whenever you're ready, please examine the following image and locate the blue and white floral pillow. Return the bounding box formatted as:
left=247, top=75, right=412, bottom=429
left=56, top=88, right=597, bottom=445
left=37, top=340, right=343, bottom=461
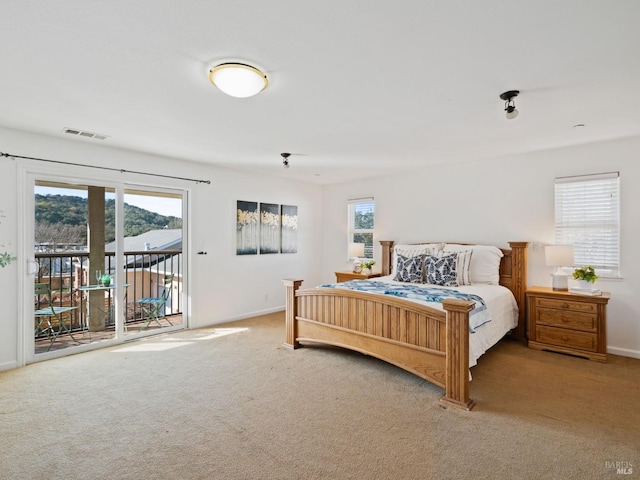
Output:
left=425, top=253, right=459, bottom=286
left=394, top=254, right=425, bottom=283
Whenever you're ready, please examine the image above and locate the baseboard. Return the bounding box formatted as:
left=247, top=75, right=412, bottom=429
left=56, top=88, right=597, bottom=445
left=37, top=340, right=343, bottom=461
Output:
left=0, top=360, right=19, bottom=372
left=208, top=306, right=285, bottom=325
left=607, top=346, right=640, bottom=360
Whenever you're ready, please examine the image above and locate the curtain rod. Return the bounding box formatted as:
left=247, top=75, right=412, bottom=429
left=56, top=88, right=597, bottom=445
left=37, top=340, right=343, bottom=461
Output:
left=0, top=151, right=211, bottom=185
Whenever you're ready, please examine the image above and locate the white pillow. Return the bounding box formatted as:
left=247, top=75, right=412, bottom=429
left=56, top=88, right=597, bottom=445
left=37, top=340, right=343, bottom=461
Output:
left=443, top=244, right=504, bottom=285
left=453, top=249, right=472, bottom=286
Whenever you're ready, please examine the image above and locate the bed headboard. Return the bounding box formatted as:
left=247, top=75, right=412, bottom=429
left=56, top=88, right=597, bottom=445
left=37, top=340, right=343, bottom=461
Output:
left=379, top=240, right=529, bottom=340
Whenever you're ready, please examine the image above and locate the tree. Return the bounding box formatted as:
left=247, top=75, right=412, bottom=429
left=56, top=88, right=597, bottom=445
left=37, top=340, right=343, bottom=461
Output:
left=34, top=194, right=181, bottom=245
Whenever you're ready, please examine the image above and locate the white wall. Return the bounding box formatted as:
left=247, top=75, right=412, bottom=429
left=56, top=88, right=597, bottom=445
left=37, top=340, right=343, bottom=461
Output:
left=321, top=137, right=640, bottom=359
left=0, top=127, right=324, bottom=370
left=3, top=125, right=638, bottom=368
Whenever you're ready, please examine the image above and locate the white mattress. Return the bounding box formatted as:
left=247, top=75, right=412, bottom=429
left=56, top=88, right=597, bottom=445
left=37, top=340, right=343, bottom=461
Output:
left=373, top=276, right=519, bottom=367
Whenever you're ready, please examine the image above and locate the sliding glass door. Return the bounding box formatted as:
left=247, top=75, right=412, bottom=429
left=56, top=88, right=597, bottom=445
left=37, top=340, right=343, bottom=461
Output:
left=122, top=188, right=184, bottom=338
left=29, top=177, right=186, bottom=360
left=33, top=181, right=116, bottom=354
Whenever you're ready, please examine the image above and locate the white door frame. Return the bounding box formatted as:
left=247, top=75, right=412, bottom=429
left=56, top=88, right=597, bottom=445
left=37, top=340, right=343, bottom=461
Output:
left=18, top=164, right=189, bottom=365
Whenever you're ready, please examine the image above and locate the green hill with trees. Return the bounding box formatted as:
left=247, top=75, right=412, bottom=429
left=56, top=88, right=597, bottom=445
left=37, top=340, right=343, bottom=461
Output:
left=35, top=194, right=181, bottom=244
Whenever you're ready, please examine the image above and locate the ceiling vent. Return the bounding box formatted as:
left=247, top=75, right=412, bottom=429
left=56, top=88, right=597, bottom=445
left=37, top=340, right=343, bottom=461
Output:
left=63, top=128, right=109, bottom=140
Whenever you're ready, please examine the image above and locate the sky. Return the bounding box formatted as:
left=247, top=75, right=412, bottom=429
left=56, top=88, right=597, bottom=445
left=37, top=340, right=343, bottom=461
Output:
left=35, top=186, right=183, bottom=218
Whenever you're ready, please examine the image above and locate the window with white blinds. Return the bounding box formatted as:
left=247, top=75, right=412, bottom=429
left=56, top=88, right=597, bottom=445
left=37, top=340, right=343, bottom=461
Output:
left=555, top=172, right=620, bottom=278
left=348, top=197, right=374, bottom=259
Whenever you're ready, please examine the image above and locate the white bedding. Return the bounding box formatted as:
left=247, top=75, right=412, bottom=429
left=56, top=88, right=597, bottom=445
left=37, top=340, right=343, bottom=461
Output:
left=360, top=275, right=518, bottom=367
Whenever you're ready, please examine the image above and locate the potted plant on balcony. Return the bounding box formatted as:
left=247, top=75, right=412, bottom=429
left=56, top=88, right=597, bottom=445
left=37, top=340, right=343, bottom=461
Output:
left=572, top=266, right=598, bottom=290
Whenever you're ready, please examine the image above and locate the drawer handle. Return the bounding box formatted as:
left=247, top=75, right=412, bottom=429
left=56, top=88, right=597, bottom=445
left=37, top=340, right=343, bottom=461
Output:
left=560, top=302, right=570, bottom=309
left=561, top=335, right=570, bottom=342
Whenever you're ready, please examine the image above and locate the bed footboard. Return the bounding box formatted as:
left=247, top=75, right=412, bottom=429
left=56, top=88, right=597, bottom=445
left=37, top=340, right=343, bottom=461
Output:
left=282, top=279, right=476, bottom=410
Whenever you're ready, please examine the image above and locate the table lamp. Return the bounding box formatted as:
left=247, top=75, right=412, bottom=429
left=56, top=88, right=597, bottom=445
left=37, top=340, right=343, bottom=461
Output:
left=545, top=245, right=574, bottom=291
left=348, top=242, right=365, bottom=272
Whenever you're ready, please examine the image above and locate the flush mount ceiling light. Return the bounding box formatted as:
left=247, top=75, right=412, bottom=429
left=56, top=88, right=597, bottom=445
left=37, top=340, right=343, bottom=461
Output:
left=208, top=62, right=268, bottom=98
left=499, top=90, right=520, bottom=119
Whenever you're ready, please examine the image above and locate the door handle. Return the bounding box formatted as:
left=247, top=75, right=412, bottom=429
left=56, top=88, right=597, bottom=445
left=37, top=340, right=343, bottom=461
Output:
left=27, top=260, right=39, bottom=276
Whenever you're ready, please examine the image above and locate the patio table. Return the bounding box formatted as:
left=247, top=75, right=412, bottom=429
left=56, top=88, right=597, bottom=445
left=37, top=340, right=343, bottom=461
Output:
left=78, top=284, right=129, bottom=329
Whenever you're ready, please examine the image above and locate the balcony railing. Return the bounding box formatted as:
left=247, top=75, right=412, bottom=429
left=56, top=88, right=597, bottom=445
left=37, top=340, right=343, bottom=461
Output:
left=34, top=250, right=183, bottom=337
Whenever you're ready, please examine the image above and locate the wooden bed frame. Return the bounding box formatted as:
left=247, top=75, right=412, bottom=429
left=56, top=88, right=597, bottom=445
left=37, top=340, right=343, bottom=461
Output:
left=282, top=241, right=528, bottom=410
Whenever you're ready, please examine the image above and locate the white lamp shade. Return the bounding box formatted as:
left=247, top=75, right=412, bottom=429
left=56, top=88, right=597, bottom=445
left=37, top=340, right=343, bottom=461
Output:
left=545, top=245, right=574, bottom=267
left=209, top=63, right=268, bottom=98
left=348, top=242, right=365, bottom=258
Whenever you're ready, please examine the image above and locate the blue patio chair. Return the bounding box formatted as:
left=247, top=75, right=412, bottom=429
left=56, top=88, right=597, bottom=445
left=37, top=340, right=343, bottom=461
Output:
left=135, top=274, right=174, bottom=331
left=34, top=282, right=79, bottom=351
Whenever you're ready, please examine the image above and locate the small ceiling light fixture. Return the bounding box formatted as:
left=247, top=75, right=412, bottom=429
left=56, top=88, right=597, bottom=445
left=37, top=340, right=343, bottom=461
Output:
left=208, top=62, right=268, bottom=98
left=500, top=90, right=520, bottom=119
left=281, top=152, right=291, bottom=168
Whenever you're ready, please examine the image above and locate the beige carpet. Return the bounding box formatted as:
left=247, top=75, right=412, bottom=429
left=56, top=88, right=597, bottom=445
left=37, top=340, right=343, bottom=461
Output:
left=1, top=311, right=638, bottom=480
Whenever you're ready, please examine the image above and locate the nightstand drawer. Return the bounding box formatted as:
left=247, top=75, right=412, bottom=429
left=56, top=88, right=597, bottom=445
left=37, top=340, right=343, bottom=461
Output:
left=535, top=326, right=598, bottom=353
left=534, top=297, right=598, bottom=314
left=536, top=309, right=597, bottom=332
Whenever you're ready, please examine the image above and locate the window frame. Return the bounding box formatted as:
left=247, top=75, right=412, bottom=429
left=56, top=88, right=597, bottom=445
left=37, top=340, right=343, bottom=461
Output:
left=554, top=172, right=620, bottom=279
left=347, top=197, right=374, bottom=260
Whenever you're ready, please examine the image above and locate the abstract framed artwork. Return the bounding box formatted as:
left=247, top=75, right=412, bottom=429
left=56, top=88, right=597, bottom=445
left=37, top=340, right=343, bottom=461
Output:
left=237, top=201, right=298, bottom=255
left=260, top=203, right=280, bottom=254
left=236, top=201, right=258, bottom=255
left=280, top=205, right=298, bottom=254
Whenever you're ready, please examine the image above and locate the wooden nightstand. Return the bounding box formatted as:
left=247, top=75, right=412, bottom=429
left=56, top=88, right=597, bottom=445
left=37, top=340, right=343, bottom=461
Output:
left=334, top=271, right=381, bottom=283
left=526, top=286, right=610, bottom=362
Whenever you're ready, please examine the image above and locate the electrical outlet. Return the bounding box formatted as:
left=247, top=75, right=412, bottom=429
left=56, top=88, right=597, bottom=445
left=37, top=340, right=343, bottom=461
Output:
left=264, top=293, right=269, bottom=301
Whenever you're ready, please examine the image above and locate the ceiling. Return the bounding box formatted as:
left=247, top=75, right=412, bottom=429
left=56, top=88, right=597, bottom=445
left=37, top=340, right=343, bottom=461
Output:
left=1, top=1, right=640, bottom=185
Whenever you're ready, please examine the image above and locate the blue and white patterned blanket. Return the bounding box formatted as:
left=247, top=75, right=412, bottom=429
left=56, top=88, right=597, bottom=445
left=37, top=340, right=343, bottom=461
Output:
left=319, top=280, right=491, bottom=332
